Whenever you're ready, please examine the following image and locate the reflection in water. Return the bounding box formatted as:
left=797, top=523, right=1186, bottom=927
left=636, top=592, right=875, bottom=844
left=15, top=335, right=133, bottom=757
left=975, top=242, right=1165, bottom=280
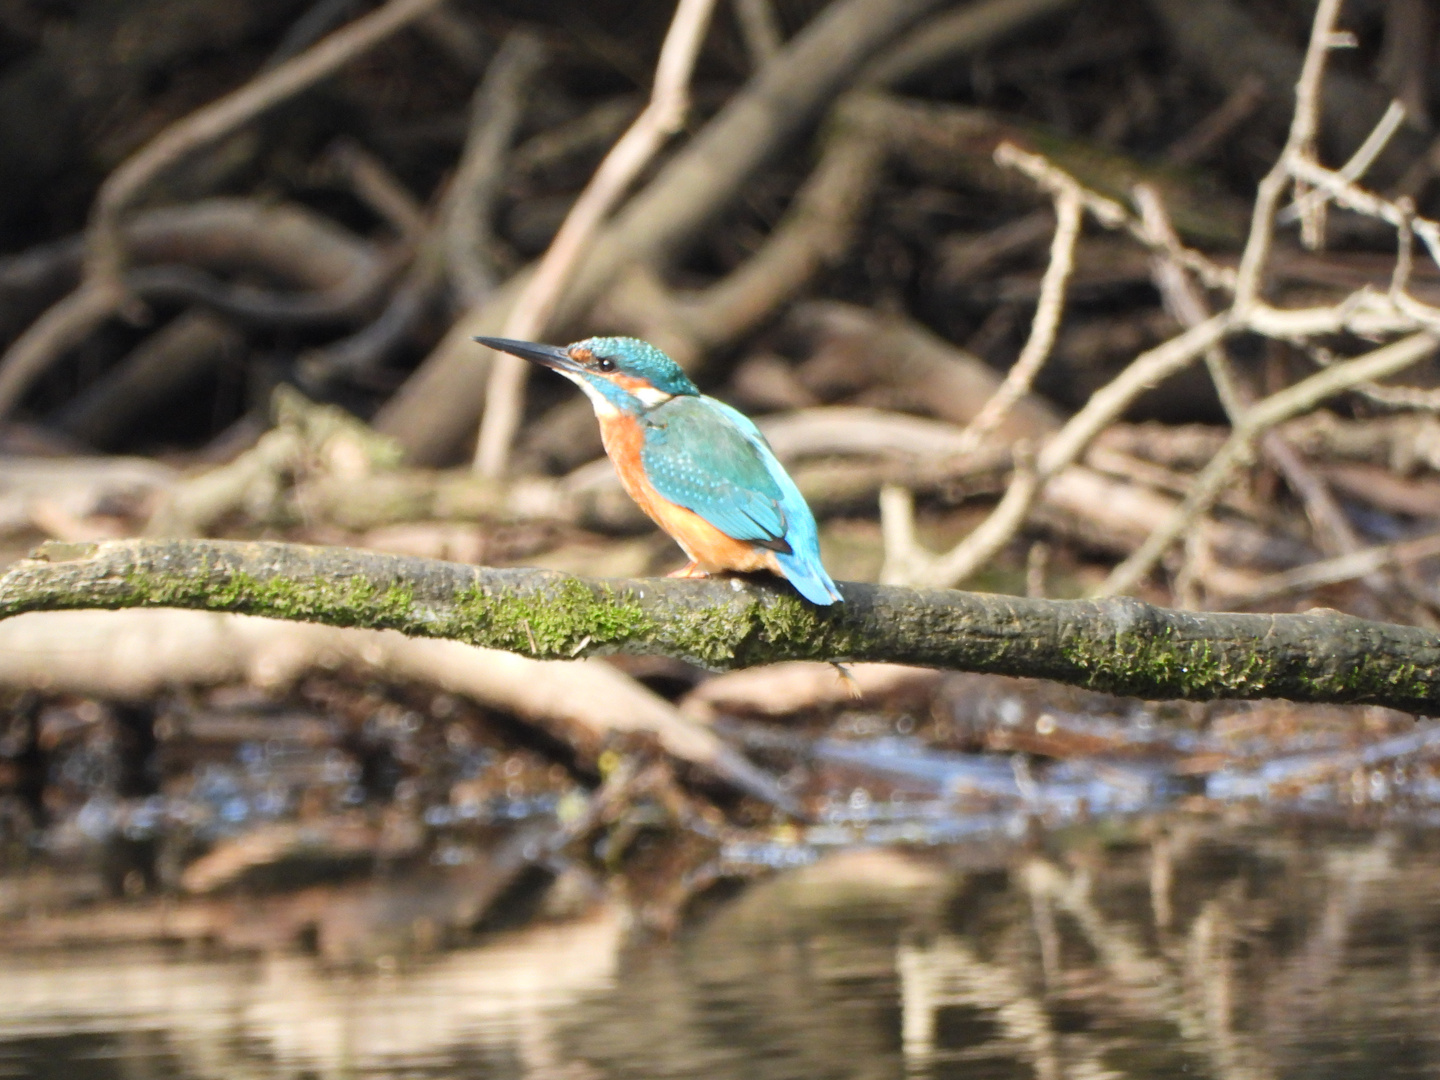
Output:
left=4, top=829, right=1440, bottom=1079
left=0, top=910, right=624, bottom=1080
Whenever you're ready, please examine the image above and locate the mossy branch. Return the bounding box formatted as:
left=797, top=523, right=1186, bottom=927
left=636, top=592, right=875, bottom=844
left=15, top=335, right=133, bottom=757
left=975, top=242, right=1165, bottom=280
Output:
left=2, top=538, right=1438, bottom=713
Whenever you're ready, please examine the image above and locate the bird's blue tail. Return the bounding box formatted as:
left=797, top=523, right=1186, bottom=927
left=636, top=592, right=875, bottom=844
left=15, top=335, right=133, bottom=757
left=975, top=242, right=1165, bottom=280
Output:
left=702, top=396, right=843, bottom=606
left=775, top=549, right=843, bottom=606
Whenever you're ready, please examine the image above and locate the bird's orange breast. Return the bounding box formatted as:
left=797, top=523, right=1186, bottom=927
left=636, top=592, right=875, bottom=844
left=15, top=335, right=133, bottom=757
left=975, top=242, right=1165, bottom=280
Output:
left=598, top=413, right=779, bottom=575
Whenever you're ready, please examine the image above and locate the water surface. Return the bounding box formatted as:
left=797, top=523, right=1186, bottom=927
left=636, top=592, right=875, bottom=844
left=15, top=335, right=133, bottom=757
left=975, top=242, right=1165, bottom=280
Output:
left=4, top=823, right=1438, bottom=1079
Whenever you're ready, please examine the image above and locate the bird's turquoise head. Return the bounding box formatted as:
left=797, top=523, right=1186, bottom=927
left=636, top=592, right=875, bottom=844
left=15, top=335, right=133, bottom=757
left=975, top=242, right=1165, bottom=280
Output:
left=475, top=335, right=697, bottom=415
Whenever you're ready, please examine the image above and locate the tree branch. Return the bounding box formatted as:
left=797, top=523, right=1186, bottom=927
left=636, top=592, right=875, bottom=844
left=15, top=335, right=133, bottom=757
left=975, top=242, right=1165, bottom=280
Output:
left=472, top=0, right=719, bottom=477
left=3, top=539, right=1438, bottom=713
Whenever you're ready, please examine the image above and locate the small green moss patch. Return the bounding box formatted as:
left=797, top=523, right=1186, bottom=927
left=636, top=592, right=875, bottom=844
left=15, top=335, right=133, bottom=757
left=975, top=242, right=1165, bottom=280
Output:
left=441, top=577, right=653, bottom=657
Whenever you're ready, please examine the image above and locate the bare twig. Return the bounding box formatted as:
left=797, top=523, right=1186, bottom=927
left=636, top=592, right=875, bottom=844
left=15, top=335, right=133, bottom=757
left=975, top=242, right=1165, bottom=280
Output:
left=901, top=316, right=1229, bottom=588
left=0, top=0, right=442, bottom=422
left=0, top=282, right=122, bottom=421
left=1285, top=156, right=1440, bottom=282
left=863, top=0, right=1079, bottom=88
left=1164, top=73, right=1266, bottom=168
left=732, top=0, right=784, bottom=67
left=879, top=483, right=921, bottom=586
left=1134, top=185, right=1244, bottom=417
left=955, top=146, right=1084, bottom=455
left=297, top=253, right=445, bottom=387
left=877, top=137, right=1239, bottom=590
left=1218, top=530, right=1440, bottom=607
left=375, top=0, right=950, bottom=464
left=955, top=134, right=1236, bottom=291
left=1232, top=0, right=1343, bottom=312
left=1279, top=99, right=1408, bottom=227
left=1137, top=184, right=1371, bottom=600
left=1100, top=332, right=1439, bottom=596
left=444, top=31, right=548, bottom=307
left=473, top=0, right=720, bottom=477
left=1025, top=540, right=1050, bottom=599
left=900, top=0, right=1440, bottom=598
left=324, top=140, right=427, bottom=244
left=599, top=91, right=892, bottom=360
left=89, top=0, right=445, bottom=294
left=295, top=35, right=548, bottom=390
left=57, top=311, right=245, bottom=449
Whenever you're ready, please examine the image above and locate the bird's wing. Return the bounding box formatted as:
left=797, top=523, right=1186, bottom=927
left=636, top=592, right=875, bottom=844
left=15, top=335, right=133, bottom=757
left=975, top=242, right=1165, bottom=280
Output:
left=641, top=397, right=789, bottom=547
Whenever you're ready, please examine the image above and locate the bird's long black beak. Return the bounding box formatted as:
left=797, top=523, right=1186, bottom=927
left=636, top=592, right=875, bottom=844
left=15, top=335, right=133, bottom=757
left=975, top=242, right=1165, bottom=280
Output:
left=473, top=336, right=579, bottom=374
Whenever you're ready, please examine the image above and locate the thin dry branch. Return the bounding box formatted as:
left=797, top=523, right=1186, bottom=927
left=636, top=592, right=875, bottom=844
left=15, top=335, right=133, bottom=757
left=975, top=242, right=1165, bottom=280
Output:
left=472, top=0, right=720, bottom=477
left=1285, top=156, right=1440, bottom=288
left=1100, top=331, right=1440, bottom=596
left=1164, top=73, right=1266, bottom=167
left=86, top=0, right=445, bottom=293
left=1279, top=99, right=1408, bottom=227
left=897, top=315, right=1230, bottom=588
left=444, top=32, right=549, bottom=307
left=598, top=90, right=892, bottom=360
left=325, top=140, right=428, bottom=245
left=0, top=283, right=121, bottom=421
left=863, top=0, right=1079, bottom=87
left=733, top=0, right=784, bottom=67
left=375, top=0, right=950, bottom=464
left=892, top=0, right=1440, bottom=596
left=1217, top=530, right=1440, bottom=608
left=1232, top=0, right=1343, bottom=313
left=955, top=146, right=1085, bottom=455
left=0, top=0, right=441, bottom=421
left=1137, top=185, right=1374, bottom=599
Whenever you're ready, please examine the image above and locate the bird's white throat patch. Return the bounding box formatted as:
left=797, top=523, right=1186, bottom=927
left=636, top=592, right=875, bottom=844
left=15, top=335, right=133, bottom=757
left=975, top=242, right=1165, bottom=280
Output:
left=567, top=371, right=671, bottom=416
left=564, top=371, right=619, bottom=417
left=631, top=386, right=673, bottom=409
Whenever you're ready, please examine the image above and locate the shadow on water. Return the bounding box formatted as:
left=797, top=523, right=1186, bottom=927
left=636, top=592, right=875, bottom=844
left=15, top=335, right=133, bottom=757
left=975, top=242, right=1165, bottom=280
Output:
left=3, top=828, right=1440, bottom=1080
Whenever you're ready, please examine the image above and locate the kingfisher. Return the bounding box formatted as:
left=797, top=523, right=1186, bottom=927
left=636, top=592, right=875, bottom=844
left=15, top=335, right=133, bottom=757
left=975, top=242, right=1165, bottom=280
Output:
left=475, top=335, right=842, bottom=606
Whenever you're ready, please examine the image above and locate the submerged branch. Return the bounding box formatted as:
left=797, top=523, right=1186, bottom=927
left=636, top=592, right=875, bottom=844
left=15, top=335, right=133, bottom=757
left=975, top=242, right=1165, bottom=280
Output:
left=2, top=539, right=1437, bottom=713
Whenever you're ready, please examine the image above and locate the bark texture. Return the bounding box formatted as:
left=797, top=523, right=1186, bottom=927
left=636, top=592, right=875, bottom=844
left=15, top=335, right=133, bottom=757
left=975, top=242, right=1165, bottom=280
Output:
left=2, top=538, right=1436, bottom=713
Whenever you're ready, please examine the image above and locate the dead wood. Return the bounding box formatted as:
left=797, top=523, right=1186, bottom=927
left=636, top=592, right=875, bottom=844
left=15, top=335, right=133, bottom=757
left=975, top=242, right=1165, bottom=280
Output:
left=54, top=310, right=246, bottom=449
left=791, top=302, right=1063, bottom=437
left=472, top=0, right=720, bottom=477
left=862, top=0, right=1080, bottom=88
left=0, top=457, right=178, bottom=537
left=0, top=0, right=304, bottom=243
left=0, top=0, right=442, bottom=422
left=0, top=606, right=785, bottom=807
left=1147, top=0, right=1427, bottom=172
left=374, top=0, right=953, bottom=464
left=601, top=95, right=1247, bottom=374
left=443, top=31, right=549, bottom=308
left=0, top=199, right=385, bottom=420
left=85, top=0, right=444, bottom=293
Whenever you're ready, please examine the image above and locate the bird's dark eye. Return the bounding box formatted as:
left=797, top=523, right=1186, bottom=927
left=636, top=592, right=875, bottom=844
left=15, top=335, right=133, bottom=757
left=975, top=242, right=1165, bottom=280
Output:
left=596, top=357, right=615, bottom=372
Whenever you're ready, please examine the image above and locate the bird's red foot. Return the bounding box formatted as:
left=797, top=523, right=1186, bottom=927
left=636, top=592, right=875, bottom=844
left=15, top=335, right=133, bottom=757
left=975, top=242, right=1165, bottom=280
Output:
left=667, top=562, right=710, bottom=579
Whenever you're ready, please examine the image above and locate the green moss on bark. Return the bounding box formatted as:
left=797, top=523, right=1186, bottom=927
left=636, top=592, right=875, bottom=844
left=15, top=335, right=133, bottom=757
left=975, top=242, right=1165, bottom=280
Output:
left=7, top=538, right=1440, bottom=711
left=1298, top=658, right=1425, bottom=702
left=439, top=578, right=653, bottom=657
left=123, top=565, right=418, bottom=630
left=1061, top=628, right=1272, bottom=699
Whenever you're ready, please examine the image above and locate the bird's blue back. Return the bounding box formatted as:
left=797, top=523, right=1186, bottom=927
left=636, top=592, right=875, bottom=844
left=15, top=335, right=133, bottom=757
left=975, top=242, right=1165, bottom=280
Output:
left=641, top=394, right=842, bottom=605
